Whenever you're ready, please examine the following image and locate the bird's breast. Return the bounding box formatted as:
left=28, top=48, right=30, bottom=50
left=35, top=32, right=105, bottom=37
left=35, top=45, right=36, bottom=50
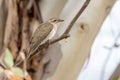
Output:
left=40, top=24, right=57, bottom=44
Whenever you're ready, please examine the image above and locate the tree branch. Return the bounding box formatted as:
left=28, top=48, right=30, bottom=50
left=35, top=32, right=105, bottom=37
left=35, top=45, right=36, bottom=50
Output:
left=63, top=0, right=90, bottom=34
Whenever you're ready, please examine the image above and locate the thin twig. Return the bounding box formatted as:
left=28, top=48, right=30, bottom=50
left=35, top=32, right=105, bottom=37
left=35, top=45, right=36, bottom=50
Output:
left=0, top=63, right=6, bottom=69
left=64, top=0, right=90, bottom=34
left=50, top=34, right=70, bottom=44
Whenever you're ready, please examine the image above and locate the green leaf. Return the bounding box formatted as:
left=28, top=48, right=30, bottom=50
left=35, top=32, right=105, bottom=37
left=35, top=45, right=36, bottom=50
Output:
left=114, top=76, right=119, bottom=80
left=3, top=48, right=14, bottom=68
left=11, top=67, right=23, bottom=77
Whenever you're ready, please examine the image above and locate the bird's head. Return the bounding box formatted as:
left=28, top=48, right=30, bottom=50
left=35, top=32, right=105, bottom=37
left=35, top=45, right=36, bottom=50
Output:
left=48, top=18, right=64, bottom=24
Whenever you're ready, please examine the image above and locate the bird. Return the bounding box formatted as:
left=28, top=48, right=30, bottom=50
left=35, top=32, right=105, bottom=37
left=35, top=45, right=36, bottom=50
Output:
left=15, top=18, right=64, bottom=67
left=18, top=18, right=63, bottom=78
left=28, top=18, right=64, bottom=58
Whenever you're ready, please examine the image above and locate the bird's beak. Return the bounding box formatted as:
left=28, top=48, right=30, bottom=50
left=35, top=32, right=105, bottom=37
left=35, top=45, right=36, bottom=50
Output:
left=58, top=19, right=64, bottom=22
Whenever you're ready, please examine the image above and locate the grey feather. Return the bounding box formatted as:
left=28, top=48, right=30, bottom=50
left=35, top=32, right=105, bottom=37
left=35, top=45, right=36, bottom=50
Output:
left=29, top=22, right=53, bottom=52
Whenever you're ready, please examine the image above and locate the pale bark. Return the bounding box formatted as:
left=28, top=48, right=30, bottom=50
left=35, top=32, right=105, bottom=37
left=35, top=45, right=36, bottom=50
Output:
left=40, top=0, right=67, bottom=21
left=40, top=0, right=116, bottom=80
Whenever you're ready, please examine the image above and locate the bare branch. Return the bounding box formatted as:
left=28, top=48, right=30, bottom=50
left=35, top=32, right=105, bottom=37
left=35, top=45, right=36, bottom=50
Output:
left=64, top=0, right=90, bottom=34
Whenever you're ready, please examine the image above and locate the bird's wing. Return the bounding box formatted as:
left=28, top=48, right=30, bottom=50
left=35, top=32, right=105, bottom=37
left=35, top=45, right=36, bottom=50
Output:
left=29, top=22, right=53, bottom=51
